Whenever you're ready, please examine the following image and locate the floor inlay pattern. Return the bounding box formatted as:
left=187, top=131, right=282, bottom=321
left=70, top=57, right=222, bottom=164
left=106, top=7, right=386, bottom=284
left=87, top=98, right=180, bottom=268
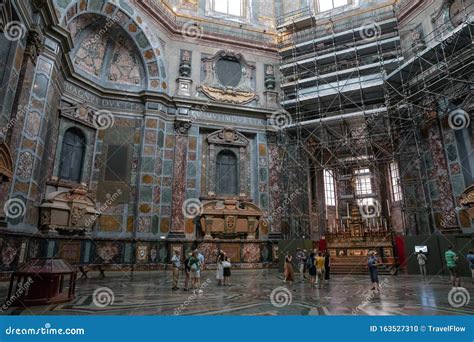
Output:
left=1, top=270, right=472, bottom=316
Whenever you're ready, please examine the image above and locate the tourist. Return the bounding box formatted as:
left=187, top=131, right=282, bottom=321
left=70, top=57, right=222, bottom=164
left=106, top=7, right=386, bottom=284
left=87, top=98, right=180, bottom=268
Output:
left=367, top=251, right=380, bottom=291
left=307, top=252, right=316, bottom=288
left=183, top=252, right=192, bottom=291
left=197, top=249, right=205, bottom=270
left=222, top=256, right=232, bottom=286
left=324, top=250, right=331, bottom=284
left=417, top=251, right=427, bottom=279
left=315, top=252, right=325, bottom=288
left=284, top=252, right=294, bottom=283
left=445, top=245, right=460, bottom=287
left=216, top=250, right=224, bottom=286
left=296, top=248, right=306, bottom=281
left=189, top=251, right=202, bottom=292
left=467, top=250, right=474, bottom=284
left=171, top=250, right=181, bottom=290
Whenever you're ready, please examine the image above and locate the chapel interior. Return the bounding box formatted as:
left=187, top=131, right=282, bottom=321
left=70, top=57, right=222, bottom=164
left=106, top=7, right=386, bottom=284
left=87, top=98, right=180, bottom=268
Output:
left=0, top=0, right=472, bottom=315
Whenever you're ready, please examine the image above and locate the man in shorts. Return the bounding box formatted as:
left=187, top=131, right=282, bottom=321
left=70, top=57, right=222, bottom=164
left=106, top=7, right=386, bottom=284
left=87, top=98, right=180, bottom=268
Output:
left=445, top=245, right=460, bottom=287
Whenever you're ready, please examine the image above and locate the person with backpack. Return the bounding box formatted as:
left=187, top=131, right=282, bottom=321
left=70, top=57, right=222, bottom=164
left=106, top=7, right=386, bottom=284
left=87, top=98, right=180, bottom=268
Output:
left=189, top=251, right=202, bottom=292
left=417, top=251, right=427, bottom=279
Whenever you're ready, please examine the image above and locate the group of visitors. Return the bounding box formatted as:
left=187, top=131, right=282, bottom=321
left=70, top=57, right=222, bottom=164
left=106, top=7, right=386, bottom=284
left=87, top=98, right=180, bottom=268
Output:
left=444, top=246, right=474, bottom=287
left=216, top=249, right=232, bottom=286
left=284, top=248, right=330, bottom=288
left=171, top=249, right=205, bottom=292
left=170, top=245, right=474, bottom=293
left=416, top=245, right=474, bottom=286
left=170, top=248, right=234, bottom=291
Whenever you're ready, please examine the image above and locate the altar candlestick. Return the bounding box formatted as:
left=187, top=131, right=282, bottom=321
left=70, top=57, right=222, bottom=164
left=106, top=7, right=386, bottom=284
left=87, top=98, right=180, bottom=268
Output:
left=387, top=200, right=391, bottom=217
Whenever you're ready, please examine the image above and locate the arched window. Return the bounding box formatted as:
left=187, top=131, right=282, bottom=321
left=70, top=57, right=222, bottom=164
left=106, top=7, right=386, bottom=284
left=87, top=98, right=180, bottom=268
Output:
left=58, top=128, right=86, bottom=183
left=216, top=150, right=238, bottom=196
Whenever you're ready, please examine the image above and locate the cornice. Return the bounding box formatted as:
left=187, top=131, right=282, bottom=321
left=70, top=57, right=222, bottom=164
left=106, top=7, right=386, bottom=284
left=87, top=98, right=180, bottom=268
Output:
left=135, top=0, right=278, bottom=55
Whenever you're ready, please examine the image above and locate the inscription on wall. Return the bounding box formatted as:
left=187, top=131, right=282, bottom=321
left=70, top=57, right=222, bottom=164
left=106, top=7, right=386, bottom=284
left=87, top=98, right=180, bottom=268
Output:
left=64, top=82, right=144, bottom=111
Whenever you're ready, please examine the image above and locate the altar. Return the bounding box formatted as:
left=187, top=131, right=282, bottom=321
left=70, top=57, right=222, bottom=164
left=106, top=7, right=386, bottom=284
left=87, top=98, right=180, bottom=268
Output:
left=326, top=207, right=397, bottom=274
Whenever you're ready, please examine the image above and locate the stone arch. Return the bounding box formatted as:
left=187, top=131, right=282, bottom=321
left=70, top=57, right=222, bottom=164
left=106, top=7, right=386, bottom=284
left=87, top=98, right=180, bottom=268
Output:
left=0, top=142, right=13, bottom=182
left=53, top=0, right=168, bottom=92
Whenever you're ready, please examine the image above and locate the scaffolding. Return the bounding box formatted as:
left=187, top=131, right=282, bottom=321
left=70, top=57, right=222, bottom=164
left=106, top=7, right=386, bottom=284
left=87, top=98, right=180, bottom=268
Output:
left=276, top=2, right=474, bottom=239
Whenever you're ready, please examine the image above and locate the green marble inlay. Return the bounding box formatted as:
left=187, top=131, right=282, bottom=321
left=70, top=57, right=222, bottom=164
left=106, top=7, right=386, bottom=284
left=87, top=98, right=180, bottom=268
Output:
left=135, top=32, right=149, bottom=49
left=88, top=0, right=105, bottom=11
left=141, top=158, right=155, bottom=173
left=119, top=0, right=135, bottom=14
left=152, top=215, right=159, bottom=234
left=424, top=151, right=434, bottom=170
left=187, top=162, right=196, bottom=178
left=429, top=181, right=439, bottom=199
left=446, top=144, right=458, bottom=162
left=161, top=188, right=172, bottom=204
left=140, top=187, right=153, bottom=202
left=259, top=168, right=267, bottom=182
left=158, top=131, right=164, bottom=148
left=124, top=243, right=132, bottom=263
left=163, top=160, right=173, bottom=176
left=57, top=0, right=73, bottom=9
left=451, top=174, right=465, bottom=195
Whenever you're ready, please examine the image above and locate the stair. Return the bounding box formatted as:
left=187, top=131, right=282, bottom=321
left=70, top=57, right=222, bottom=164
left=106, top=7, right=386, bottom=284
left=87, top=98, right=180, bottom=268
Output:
left=330, top=256, right=395, bottom=275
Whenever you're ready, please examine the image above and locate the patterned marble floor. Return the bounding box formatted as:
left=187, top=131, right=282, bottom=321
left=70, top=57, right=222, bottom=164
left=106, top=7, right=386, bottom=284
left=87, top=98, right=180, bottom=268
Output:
left=1, top=270, right=473, bottom=316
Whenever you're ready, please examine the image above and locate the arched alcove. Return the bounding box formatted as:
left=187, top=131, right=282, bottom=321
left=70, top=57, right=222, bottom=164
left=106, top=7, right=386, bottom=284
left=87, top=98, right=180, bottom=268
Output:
left=53, top=0, right=168, bottom=92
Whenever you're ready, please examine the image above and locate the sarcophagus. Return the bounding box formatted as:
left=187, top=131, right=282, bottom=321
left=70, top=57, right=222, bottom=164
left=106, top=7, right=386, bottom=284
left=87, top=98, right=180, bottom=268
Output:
left=200, top=199, right=264, bottom=240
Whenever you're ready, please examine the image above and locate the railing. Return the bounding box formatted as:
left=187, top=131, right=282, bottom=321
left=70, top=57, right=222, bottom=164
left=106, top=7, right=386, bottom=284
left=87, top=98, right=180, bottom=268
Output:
left=279, top=6, right=396, bottom=47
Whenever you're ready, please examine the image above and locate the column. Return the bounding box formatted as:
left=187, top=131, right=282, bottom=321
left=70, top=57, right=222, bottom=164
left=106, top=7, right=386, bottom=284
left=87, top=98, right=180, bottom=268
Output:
left=169, top=117, right=192, bottom=240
